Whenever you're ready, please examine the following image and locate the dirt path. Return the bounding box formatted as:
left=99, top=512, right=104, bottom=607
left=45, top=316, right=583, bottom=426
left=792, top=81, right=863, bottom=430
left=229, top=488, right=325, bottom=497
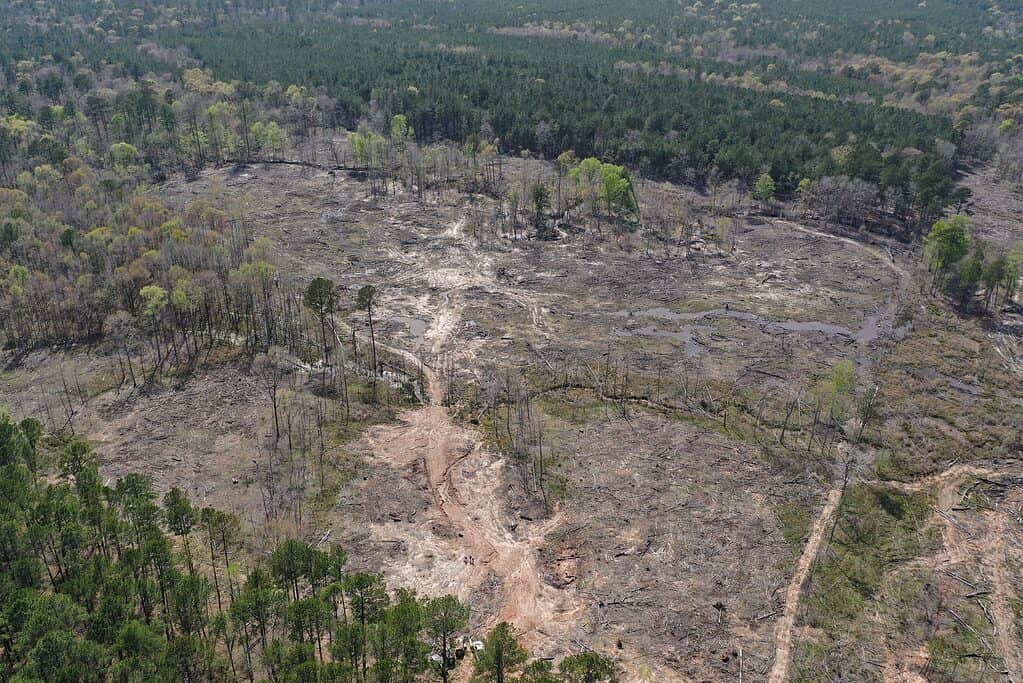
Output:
left=987, top=509, right=1023, bottom=683
left=767, top=486, right=843, bottom=683
left=885, top=463, right=1002, bottom=497
left=779, top=219, right=911, bottom=287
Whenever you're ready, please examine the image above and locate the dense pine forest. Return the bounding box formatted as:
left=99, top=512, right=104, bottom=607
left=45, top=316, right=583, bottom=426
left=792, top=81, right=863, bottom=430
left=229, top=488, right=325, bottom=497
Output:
left=1, top=0, right=1023, bottom=680
left=4, top=0, right=1023, bottom=215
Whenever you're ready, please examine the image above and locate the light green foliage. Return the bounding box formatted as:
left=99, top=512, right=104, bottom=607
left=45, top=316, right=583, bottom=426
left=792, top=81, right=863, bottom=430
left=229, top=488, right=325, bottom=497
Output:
left=598, top=163, right=636, bottom=216
left=139, top=284, right=168, bottom=320
left=3, top=263, right=28, bottom=297
left=350, top=129, right=384, bottom=168
left=568, top=158, right=637, bottom=219
left=110, top=142, right=140, bottom=167
left=171, top=275, right=203, bottom=315
left=569, top=157, right=603, bottom=212
left=390, top=114, right=415, bottom=151
left=250, top=120, right=287, bottom=160
left=1008, top=245, right=1023, bottom=299
left=752, top=172, right=776, bottom=201
left=829, top=359, right=856, bottom=397
left=953, top=251, right=984, bottom=304
left=817, top=359, right=857, bottom=422
left=713, top=216, right=735, bottom=251
left=925, top=215, right=970, bottom=272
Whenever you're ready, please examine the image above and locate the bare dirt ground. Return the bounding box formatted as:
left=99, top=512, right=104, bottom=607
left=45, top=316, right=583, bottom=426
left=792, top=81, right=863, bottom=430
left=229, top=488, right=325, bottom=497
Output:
left=543, top=411, right=822, bottom=680
left=4, top=154, right=1022, bottom=680
left=381, top=346, right=582, bottom=629
left=355, top=368, right=586, bottom=652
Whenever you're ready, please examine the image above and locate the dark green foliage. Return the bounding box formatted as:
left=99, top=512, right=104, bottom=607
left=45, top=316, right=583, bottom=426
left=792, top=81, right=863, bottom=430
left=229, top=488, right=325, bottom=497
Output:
left=0, top=412, right=482, bottom=681
left=424, top=595, right=470, bottom=682
left=303, top=278, right=338, bottom=319
left=2, top=0, right=974, bottom=210
left=558, top=653, right=618, bottom=683
left=923, top=216, right=1021, bottom=310
left=304, top=277, right=339, bottom=364
left=174, top=20, right=956, bottom=197
left=520, top=660, right=563, bottom=683
left=472, top=622, right=528, bottom=683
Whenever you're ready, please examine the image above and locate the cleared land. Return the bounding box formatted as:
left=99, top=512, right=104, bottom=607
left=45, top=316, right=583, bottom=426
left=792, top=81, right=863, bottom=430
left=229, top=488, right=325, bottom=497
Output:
left=3, top=154, right=1021, bottom=680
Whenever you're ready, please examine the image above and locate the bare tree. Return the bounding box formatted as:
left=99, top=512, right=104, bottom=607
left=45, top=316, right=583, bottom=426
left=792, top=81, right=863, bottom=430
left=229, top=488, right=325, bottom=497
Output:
left=254, top=346, right=291, bottom=444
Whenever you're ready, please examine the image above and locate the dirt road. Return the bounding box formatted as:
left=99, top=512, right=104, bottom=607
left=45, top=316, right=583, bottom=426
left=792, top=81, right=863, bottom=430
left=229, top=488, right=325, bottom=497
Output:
left=365, top=393, right=584, bottom=638
left=767, top=486, right=843, bottom=683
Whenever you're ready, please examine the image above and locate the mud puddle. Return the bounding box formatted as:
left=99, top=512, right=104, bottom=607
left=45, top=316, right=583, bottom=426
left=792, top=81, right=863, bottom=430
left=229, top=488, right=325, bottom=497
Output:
left=392, top=315, right=428, bottom=348
left=612, top=305, right=900, bottom=346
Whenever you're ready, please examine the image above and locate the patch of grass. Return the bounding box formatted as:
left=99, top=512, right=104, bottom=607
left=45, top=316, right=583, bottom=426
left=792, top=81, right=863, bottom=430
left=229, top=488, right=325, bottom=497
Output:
left=774, top=501, right=813, bottom=550
left=791, top=642, right=831, bottom=683
left=873, top=451, right=914, bottom=482
left=895, top=300, right=915, bottom=327
left=669, top=300, right=720, bottom=314
left=308, top=418, right=373, bottom=519
left=959, top=479, right=996, bottom=510
left=874, top=301, right=1023, bottom=479
left=535, top=388, right=604, bottom=426
left=791, top=639, right=886, bottom=683
left=0, top=366, right=26, bottom=390
left=793, top=486, right=941, bottom=681
left=79, top=367, right=124, bottom=397
left=802, top=483, right=935, bottom=632
left=926, top=602, right=1002, bottom=680
left=543, top=472, right=570, bottom=505
left=198, top=342, right=248, bottom=368
left=345, top=375, right=420, bottom=411
left=323, top=419, right=369, bottom=449
left=660, top=399, right=767, bottom=449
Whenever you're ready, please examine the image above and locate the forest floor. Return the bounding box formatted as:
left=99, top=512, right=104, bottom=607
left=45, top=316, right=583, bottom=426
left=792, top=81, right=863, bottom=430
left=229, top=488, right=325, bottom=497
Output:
left=3, top=153, right=1022, bottom=680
